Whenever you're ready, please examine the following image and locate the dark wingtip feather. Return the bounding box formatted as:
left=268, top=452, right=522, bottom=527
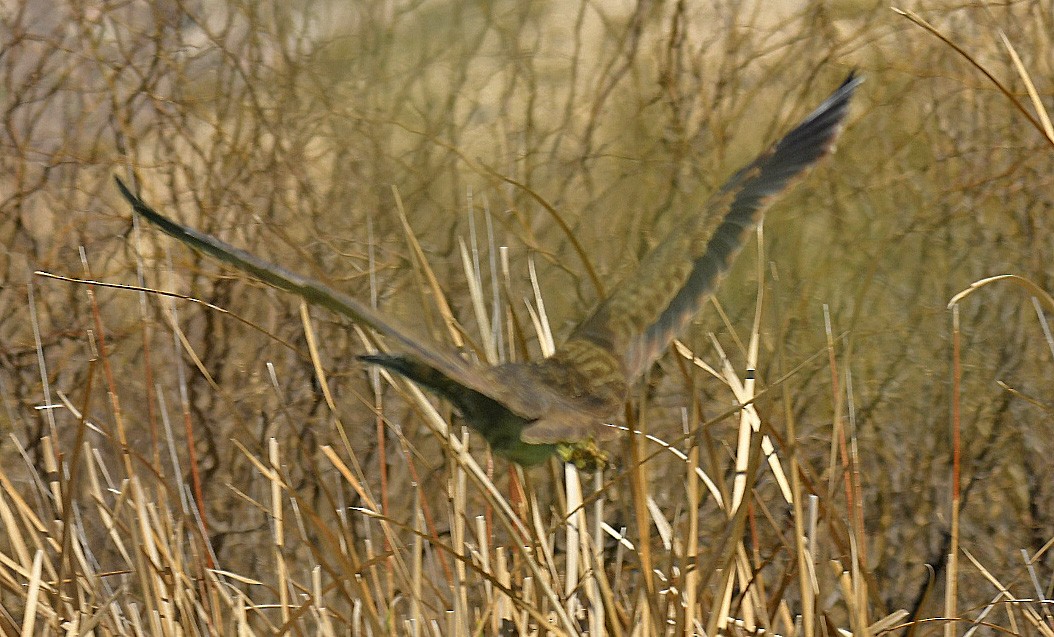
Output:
left=114, top=174, right=198, bottom=243
left=357, top=353, right=399, bottom=369
left=768, top=72, right=862, bottom=170
left=114, top=175, right=134, bottom=202
left=114, top=175, right=152, bottom=219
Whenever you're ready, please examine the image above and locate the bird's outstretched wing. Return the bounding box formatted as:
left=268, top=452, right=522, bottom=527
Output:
left=114, top=177, right=538, bottom=415
left=116, top=71, right=859, bottom=456
left=558, top=74, right=861, bottom=383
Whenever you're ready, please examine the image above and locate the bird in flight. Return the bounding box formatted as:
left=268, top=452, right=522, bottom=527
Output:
left=116, top=73, right=860, bottom=471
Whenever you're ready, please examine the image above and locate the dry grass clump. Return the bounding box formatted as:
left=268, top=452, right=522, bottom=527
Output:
left=1, top=0, right=1052, bottom=634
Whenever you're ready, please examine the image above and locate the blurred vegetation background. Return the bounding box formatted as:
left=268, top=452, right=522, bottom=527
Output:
left=1, top=0, right=1051, bottom=633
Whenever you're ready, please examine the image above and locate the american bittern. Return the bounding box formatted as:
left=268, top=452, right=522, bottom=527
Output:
left=115, top=73, right=860, bottom=470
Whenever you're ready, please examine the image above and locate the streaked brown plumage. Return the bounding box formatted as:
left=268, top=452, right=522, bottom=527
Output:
left=116, top=73, right=860, bottom=470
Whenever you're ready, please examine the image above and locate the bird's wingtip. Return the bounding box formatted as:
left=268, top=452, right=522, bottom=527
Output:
left=842, top=69, right=863, bottom=86
left=114, top=175, right=134, bottom=201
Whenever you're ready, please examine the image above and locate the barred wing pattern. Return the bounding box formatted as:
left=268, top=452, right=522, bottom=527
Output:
left=561, top=74, right=861, bottom=382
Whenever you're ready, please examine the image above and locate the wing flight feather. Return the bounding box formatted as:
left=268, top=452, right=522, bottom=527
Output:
left=115, top=177, right=530, bottom=412
left=563, top=74, right=861, bottom=380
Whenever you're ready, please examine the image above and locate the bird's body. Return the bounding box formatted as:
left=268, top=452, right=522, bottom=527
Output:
left=116, top=73, right=860, bottom=469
